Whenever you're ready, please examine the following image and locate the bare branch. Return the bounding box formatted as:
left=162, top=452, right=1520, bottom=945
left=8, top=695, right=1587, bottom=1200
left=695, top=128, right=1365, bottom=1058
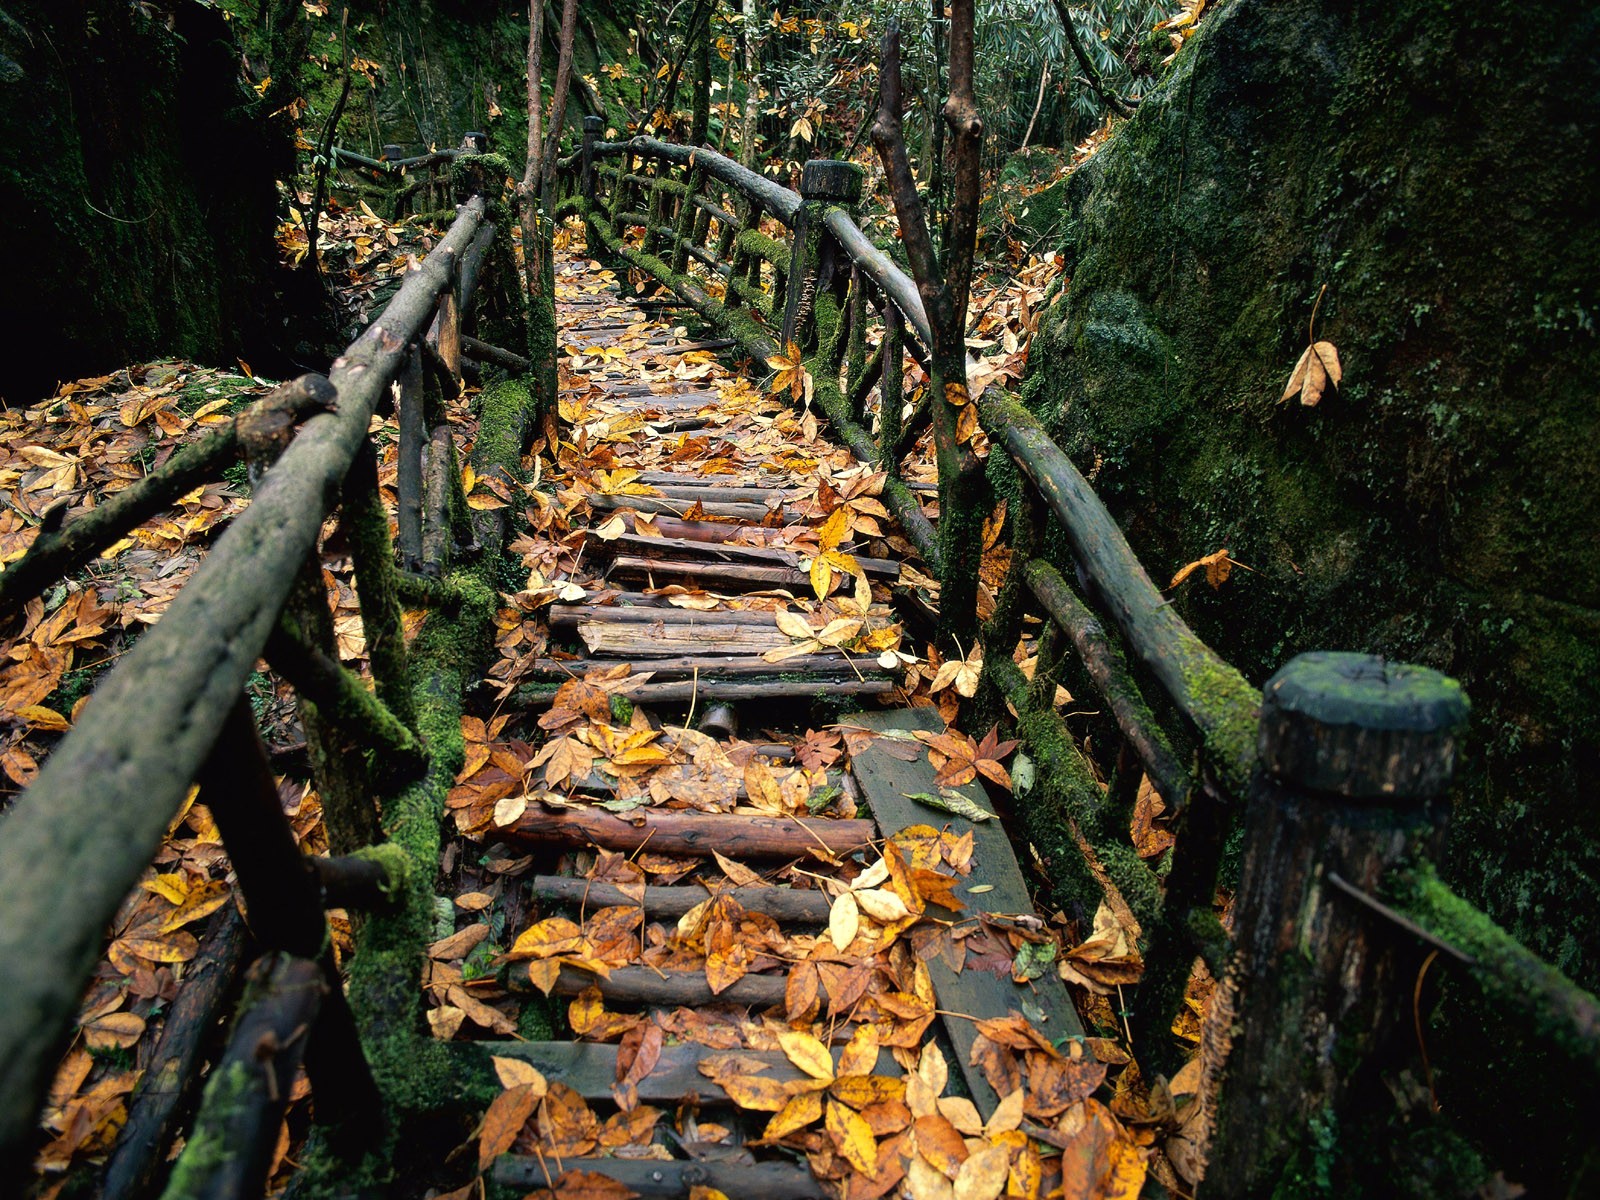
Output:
left=1050, top=0, right=1136, bottom=119
left=522, top=0, right=544, bottom=196
left=539, top=0, right=581, bottom=201
left=869, top=18, right=940, bottom=302
left=942, top=0, right=985, bottom=333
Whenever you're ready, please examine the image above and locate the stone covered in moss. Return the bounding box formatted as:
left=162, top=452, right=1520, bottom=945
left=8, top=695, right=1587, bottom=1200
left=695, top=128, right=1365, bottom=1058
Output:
left=1024, top=0, right=1599, bottom=1187
left=0, top=1, right=289, bottom=400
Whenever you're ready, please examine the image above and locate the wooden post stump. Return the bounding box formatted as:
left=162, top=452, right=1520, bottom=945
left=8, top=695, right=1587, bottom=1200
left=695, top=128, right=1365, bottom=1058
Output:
left=581, top=116, right=603, bottom=206
left=782, top=160, right=864, bottom=349
left=1202, top=652, right=1469, bottom=1194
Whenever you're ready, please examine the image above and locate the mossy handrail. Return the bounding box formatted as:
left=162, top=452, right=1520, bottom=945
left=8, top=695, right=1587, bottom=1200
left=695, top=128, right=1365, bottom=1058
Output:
left=0, top=156, right=527, bottom=1189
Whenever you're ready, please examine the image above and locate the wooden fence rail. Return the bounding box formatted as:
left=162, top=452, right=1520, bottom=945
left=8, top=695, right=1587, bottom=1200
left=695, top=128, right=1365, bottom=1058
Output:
left=0, top=131, right=525, bottom=1193
left=551, top=119, right=1600, bottom=1179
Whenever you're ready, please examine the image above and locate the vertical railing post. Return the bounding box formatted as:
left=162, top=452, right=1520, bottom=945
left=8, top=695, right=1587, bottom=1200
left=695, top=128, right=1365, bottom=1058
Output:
left=1202, top=652, right=1469, bottom=1193
left=580, top=115, right=602, bottom=206
left=396, top=347, right=425, bottom=570
left=783, top=159, right=863, bottom=350
left=878, top=304, right=904, bottom=469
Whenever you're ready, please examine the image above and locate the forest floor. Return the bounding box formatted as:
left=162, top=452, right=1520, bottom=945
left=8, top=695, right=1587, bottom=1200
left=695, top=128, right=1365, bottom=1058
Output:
left=1, top=202, right=1205, bottom=1198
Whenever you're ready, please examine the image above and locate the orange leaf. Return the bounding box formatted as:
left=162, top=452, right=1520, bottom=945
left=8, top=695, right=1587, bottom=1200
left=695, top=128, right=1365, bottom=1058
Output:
left=478, top=1083, right=539, bottom=1172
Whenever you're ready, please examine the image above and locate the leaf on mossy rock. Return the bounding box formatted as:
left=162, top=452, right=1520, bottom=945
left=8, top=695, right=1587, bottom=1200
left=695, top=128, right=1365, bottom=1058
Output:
left=1281, top=340, right=1342, bottom=406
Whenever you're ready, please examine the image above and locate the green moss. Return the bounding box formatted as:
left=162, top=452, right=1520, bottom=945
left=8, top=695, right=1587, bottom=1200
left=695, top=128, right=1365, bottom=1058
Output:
left=178, top=371, right=258, bottom=417
left=472, top=379, right=535, bottom=479
left=1181, top=654, right=1261, bottom=793
left=1389, top=862, right=1600, bottom=1069
left=157, top=1060, right=254, bottom=1198
left=735, top=229, right=790, bottom=271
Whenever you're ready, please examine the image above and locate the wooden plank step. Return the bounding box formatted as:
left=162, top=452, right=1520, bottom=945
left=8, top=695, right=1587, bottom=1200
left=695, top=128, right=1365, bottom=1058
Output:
left=598, top=533, right=899, bottom=578
left=527, top=876, right=833, bottom=922
left=576, top=622, right=789, bottom=658
left=523, top=653, right=891, bottom=680
left=524, top=672, right=893, bottom=702
left=846, top=708, right=1086, bottom=1118
left=494, top=1157, right=826, bottom=1198
left=596, top=393, right=720, bottom=411
left=607, top=556, right=816, bottom=592
left=475, top=1039, right=898, bottom=1105
left=605, top=555, right=897, bottom=594
left=502, top=807, right=877, bottom=859
left=551, top=604, right=784, bottom=628
left=529, top=964, right=790, bottom=1007
left=588, top=492, right=804, bottom=523
left=633, top=470, right=801, bottom=490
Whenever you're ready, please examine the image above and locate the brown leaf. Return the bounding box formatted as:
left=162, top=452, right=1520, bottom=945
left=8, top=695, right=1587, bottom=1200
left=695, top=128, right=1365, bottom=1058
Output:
left=612, top=1022, right=664, bottom=1110
left=478, top=1083, right=539, bottom=1172
left=1281, top=339, right=1342, bottom=407
left=522, top=1168, right=640, bottom=1200
left=913, top=1114, right=970, bottom=1179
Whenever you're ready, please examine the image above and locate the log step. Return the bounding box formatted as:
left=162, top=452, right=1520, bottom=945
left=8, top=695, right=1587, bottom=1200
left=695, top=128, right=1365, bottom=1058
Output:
left=470, top=1039, right=896, bottom=1105
left=576, top=621, right=789, bottom=658
left=527, top=876, right=833, bottom=922
left=523, top=653, right=890, bottom=680
left=522, top=675, right=894, bottom=703
left=494, top=1157, right=826, bottom=1198
left=597, top=533, right=899, bottom=578
left=588, top=492, right=804, bottom=523
left=503, top=808, right=877, bottom=859
left=551, top=604, right=783, bottom=628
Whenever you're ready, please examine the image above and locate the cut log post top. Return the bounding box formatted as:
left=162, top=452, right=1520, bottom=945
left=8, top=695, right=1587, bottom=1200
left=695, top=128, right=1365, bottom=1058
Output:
left=1257, top=651, right=1470, bottom=800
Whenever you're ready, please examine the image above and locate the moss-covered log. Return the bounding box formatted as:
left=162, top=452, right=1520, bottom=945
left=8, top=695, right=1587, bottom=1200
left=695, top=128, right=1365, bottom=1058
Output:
left=980, top=390, right=1260, bottom=789
left=1388, top=862, right=1600, bottom=1076
left=157, top=954, right=323, bottom=1200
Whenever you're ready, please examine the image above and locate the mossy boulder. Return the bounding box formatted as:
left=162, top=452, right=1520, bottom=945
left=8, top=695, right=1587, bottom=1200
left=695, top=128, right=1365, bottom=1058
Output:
left=980, top=146, right=1072, bottom=252
left=0, top=0, right=291, bottom=402
left=1023, top=0, right=1599, bottom=1187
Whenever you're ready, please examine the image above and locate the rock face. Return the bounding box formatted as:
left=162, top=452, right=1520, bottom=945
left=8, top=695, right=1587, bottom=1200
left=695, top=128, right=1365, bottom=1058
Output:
left=0, top=1, right=290, bottom=402
left=1024, top=0, right=1597, bottom=1185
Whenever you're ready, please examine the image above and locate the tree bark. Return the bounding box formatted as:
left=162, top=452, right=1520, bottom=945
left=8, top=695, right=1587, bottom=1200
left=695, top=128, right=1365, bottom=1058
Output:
left=503, top=808, right=877, bottom=859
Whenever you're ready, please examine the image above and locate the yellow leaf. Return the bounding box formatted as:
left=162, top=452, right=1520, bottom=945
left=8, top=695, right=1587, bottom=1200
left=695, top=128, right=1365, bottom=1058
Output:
left=84, top=1012, right=145, bottom=1051
left=763, top=1088, right=823, bottom=1140
left=817, top=506, right=850, bottom=552
left=801, top=554, right=829, bottom=601
left=838, top=1026, right=880, bottom=1077
left=855, top=887, right=911, bottom=923
left=778, top=1030, right=835, bottom=1082
left=159, top=880, right=230, bottom=933
left=507, top=916, right=582, bottom=960
left=491, top=1056, right=550, bottom=1096
left=829, top=891, right=860, bottom=951
left=943, top=381, right=970, bottom=407
left=829, top=1074, right=905, bottom=1109
left=720, top=1073, right=792, bottom=1112
left=826, top=1098, right=879, bottom=1175
left=775, top=610, right=815, bottom=640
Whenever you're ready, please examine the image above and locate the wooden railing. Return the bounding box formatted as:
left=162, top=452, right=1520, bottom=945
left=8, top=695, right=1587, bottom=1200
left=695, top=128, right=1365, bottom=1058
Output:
left=0, top=140, right=532, bottom=1195
left=551, top=119, right=1600, bottom=1188
left=327, top=133, right=487, bottom=220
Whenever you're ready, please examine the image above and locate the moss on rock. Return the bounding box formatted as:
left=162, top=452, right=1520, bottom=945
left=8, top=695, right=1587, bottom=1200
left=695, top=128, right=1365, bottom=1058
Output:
left=1024, top=0, right=1600, bottom=1186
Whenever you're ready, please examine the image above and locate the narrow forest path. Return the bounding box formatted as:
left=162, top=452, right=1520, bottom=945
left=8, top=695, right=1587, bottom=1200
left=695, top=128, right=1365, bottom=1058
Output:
left=428, top=236, right=1116, bottom=1199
